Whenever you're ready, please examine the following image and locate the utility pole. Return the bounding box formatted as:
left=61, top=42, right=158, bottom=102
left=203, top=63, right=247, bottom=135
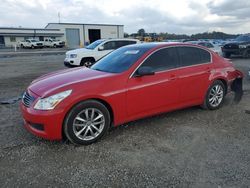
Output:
left=58, top=12, right=61, bottom=23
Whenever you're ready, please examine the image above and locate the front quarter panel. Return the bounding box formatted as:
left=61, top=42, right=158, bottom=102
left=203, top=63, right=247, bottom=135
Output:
left=54, top=74, right=128, bottom=127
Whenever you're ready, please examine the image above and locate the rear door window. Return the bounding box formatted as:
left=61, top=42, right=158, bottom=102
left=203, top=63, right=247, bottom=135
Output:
left=177, top=46, right=211, bottom=67
left=141, top=47, right=179, bottom=72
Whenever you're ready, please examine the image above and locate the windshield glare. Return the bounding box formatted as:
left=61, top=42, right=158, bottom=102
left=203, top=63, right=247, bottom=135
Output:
left=86, top=39, right=105, bottom=50
left=91, top=47, right=150, bottom=73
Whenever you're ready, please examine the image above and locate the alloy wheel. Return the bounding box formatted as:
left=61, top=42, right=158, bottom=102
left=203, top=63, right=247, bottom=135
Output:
left=208, top=84, right=224, bottom=107
left=72, top=108, right=105, bottom=141
left=84, top=61, right=93, bottom=67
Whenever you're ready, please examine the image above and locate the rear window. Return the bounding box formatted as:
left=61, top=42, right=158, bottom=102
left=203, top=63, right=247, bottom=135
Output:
left=177, top=46, right=211, bottom=67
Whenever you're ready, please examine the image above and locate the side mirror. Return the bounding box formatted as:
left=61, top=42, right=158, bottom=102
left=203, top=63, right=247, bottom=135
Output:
left=98, top=46, right=104, bottom=51
left=136, top=66, right=155, bottom=77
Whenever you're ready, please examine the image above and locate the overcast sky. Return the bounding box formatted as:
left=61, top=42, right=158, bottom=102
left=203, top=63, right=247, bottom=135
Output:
left=0, top=0, right=250, bottom=34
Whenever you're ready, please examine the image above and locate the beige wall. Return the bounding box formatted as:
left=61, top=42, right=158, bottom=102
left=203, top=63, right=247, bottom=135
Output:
left=46, top=23, right=124, bottom=47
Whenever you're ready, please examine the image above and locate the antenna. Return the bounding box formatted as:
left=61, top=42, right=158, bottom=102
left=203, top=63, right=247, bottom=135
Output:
left=58, top=12, right=61, bottom=23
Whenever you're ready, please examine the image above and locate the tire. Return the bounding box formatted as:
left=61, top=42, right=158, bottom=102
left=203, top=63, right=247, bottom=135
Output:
left=223, top=52, right=231, bottom=58
left=243, top=49, right=250, bottom=58
left=80, top=58, right=95, bottom=67
left=53, top=44, right=57, bottom=48
left=202, top=80, right=226, bottom=110
left=20, top=44, right=24, bottom=48
left=63, top=100, right=111, bottom=145
left=31, top=45, right=35, bottom=49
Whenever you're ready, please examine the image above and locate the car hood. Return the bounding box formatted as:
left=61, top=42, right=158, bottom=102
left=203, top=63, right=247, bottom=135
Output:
left=29, top=67, right=113, bottom=97
left=66, top=48, right=93, bottom=55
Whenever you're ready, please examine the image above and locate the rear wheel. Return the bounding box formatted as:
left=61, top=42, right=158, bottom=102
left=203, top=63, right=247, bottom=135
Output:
left=202, top=80, right=225, bottom=110
left=80, top=58, right=95, bottom=67
left=64, top=100, right=111, bottom=145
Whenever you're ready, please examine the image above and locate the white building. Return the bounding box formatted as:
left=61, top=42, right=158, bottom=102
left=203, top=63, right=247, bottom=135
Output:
left=0, top=23, right=124, bottom=48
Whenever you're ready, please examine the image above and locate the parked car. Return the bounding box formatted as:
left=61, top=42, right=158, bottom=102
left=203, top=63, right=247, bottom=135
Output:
left=64, top=38, right=140, bottom=67
left=186, top=41, right=222, bottom=55
left=222, top=34, right=250, bottom=58
left=20, top=39, right=44, bottom=49
left=20, top=43, right=243, bottom=145
left=43, top=38, right=65, bottom=48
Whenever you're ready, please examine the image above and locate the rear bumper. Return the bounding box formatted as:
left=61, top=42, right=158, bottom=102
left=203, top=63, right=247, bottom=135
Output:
left=230, top=70, right=244, bottom=102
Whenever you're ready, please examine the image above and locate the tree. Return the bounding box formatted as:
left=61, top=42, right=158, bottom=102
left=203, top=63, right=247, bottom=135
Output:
left=138, top=28, right=145, bottom=37
left=124, top=32, right=129, bottom=38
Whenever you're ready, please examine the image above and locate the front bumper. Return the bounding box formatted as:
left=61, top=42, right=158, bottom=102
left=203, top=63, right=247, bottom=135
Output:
left=20, top=102, right=64, bottom=140
left=222, top=48, right=245, bottom=55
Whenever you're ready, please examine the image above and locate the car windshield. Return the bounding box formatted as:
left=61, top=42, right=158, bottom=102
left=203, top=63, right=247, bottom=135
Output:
left=91, top=46, right=150, bottom=73
left=235, top=35, right=250, bottom=42
left=85, top=39, right=106, bottom=50
left=30, top=39, right=38, bottom=42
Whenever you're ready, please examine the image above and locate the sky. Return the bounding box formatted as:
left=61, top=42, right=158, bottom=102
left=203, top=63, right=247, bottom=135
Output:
left=0, top=0, right=250, bottom=34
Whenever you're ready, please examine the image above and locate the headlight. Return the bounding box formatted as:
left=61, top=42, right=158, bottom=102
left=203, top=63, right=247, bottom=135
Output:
left=70, top=54, right=77, bottom=58
left=34, top=90, right=72, bottom=110
left=239, top=45, right=247, bottom=48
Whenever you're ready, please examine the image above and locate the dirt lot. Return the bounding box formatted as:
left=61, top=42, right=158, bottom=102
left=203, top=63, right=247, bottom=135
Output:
left=0, top=54, right=250, bottom=187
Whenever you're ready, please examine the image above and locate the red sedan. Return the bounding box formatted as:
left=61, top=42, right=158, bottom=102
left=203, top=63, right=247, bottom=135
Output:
left=20, top=43, right=243, bottom=145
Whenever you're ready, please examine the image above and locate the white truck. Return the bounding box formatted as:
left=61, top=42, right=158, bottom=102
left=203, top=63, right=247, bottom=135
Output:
left=43, top=38, right=65, bottom=48
left=64, top=38, right=140, bottom=67
left=20, top=39, right=44, bottom=49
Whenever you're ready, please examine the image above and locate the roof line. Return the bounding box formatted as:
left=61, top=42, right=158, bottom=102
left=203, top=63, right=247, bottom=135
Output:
left=45, top=23, right=124, bottom=28
left=0, top=27, right=60, bottom=31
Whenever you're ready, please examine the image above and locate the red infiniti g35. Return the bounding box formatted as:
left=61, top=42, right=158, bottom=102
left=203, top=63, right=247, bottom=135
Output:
left=20, top=43, right=243, bottom=145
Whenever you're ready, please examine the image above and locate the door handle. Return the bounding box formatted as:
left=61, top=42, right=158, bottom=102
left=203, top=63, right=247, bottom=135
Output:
left=169, top=74, right=177, bottom=81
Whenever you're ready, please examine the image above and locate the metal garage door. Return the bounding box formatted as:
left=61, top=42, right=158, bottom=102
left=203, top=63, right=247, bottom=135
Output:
left=65, top=28, right=80, bottom=48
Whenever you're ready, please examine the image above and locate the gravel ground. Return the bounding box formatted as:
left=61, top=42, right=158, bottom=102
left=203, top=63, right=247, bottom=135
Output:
left=0, top=54, right=250, bottom=187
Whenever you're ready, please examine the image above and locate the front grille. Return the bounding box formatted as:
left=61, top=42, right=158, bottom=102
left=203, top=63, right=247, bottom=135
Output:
left=22, top=91, right=35, bottom=107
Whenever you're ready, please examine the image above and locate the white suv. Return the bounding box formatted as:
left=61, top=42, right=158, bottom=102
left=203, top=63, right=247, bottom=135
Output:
left=64, top=38, right=140, bottom=67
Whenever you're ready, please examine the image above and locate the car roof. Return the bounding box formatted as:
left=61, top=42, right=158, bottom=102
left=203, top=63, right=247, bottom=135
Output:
left=121, top=42, right=213, bottom=53
left=101, top=38, right=140, bottom=42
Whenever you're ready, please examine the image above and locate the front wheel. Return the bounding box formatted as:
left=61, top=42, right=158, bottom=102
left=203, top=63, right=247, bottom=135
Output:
left=80, top=58, right=95, bottom=67
left=223, top=52, right=231, bottom=58
left=202, top=80, right=225, bottom=110
left=63, top=100, right=111, bottom=145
